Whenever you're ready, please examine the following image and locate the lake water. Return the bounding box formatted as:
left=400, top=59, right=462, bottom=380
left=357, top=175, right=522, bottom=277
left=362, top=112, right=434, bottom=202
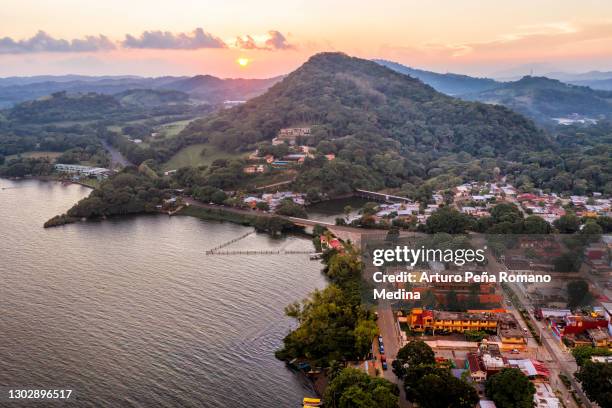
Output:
left=306, top=197, right=369, bottom=224
left=0, top=179, right=327, bottom=407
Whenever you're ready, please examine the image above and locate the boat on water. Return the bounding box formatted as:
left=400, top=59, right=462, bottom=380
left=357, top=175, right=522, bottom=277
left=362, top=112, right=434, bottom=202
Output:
left=303, top=397, right=322, bottom=407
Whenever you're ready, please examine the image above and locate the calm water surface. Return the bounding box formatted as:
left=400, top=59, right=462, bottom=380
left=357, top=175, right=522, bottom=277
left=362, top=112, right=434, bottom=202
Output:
left=0, top=179, right=326, bottom=407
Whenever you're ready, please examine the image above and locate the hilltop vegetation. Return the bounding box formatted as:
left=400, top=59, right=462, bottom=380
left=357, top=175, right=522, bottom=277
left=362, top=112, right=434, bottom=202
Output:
left=378, top=60, right=612, bottom=124
left=0, top=74, right=279, bottom=108
left=161, top=75, right=281, bottom=103
left=180, top=52, right=544, bottom=154
left=463, top=76, right=612, bottom=123
left=8, top=91, right=121, bottom=124
left=375, top=59, right=500, bottom=95
left=114, top=89, right=190, bottom=107
left=172, top=53, right=555, bottom=195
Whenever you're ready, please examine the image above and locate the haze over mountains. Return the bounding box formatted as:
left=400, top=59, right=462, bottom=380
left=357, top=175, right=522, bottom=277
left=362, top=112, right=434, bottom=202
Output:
left=3, top=57, right=610, bottom=125
left=375, top=60, right=612, bottom=124
left=0, top=75, right=281, bottom=108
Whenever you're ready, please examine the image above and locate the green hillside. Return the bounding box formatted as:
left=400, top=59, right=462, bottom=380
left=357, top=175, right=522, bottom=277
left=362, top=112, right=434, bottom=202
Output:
left=180, top=52, right=545, bottom=155
left=171, top=52, right=551, bottom=194
left=114, top=89, right=190, bottom=107
left=464, top=76, right=612, bottom=123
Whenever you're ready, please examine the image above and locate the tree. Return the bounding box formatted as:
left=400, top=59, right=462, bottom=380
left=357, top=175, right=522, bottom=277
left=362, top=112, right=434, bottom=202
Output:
left=393, top=340, right=435, bottom=378
left=445, top=290, right=461, bottom=311
left=425, top=207, right=474, bottom=234
left=255, top=201, right=270, bottom=211
left=575, top=362, right=612, bottom=408
left=567, top=280, right=593, bottom=308
left=210, top=189, right=227, bottom=204
left=553, top=214, right=581, bottom=233
left=553, top=251, right=581, bottom=272
left=485, top=368, right=535, bottom=408
left=490, top=203, right=523, bottom=224
left=595, top=216, right=612, bottom=233
left=343, top=205, right=353, bottom=222
left=572, top=345, right=612, bottom=366
left=580, top=220, right=603, bottom=244
left=412, top=372, right=479, bottom=408
left=421, top=290, right=437, bottom=309
left=323, top=368, right=398, bottom=408
left=523, top=215, right=551, bottom=234
left=275, top=199, right=308, bottom=218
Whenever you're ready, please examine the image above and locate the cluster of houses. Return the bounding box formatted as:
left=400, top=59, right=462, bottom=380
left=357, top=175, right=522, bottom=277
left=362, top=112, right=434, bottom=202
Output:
left=54, top=164, right=112, bottom=180
left=400, top=307, right=560, bottom=407
left=516, top=192, right=611, bottom=222
left=374, top=201, right=441, bottom=224
left=243, top=127, right=335, bottom=173
left=453, top=182, right=513, bottom=218
left=465, top=342, right=559, bottom=408
left=449, top=181, right=611, bottom=225
left=535, top=306, right=612, bottom=349
left=243, top=191, right=305, bottom=211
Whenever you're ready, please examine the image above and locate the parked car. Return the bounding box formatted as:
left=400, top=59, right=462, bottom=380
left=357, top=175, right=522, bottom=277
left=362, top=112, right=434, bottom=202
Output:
left=382, top=361, right=388, bottom=370
left=511, top=349, right=520, bottom=354
left=379, top=344, right=385, bottom=354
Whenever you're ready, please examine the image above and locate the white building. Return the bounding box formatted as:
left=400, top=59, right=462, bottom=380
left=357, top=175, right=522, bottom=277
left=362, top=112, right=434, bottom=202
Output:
left=54, top=164, right=111, bottom=180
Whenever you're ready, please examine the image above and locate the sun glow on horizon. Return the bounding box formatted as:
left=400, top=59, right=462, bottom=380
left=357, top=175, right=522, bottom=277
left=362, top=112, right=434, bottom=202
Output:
left=236, top=57, right=250, bottom=67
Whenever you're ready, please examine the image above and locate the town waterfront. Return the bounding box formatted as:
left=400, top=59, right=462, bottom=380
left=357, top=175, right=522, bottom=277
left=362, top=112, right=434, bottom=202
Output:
left=0, top=179, right=327, bottom=407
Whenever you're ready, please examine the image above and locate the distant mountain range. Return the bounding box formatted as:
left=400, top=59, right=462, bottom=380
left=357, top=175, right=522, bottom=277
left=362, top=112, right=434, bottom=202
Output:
left=2, top=60, right=611, bottom=124
left=0, top=74, right=282, bottom=108
left=461, top=76, right=612, bottom=123
left=375, top=60, right=612, bottom=123
left=374, top=60, right=500, bottom=95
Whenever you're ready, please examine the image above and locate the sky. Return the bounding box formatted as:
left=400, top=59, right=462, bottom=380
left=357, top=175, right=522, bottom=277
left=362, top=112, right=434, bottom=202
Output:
left=1, top=0, right=612, bottom=78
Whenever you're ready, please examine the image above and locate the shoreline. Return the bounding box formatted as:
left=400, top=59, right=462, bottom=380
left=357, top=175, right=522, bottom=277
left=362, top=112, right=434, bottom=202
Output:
left=0, top=175, right=97, bottom=189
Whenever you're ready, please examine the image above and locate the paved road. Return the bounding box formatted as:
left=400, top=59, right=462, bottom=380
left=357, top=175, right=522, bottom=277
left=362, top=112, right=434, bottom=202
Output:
left=101, top=139, right=132, bottom=169
left=482, top=244, right=593, bottom=408
left=510, top=283, right=594, bottom=408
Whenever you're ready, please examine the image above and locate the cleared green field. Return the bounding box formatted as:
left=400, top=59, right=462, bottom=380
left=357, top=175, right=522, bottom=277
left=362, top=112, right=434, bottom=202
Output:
left=162, top=143, right=245, bottom=171
left=156, top=119, right=193, bottom=138
left=7, top=151, right=62, bottom=161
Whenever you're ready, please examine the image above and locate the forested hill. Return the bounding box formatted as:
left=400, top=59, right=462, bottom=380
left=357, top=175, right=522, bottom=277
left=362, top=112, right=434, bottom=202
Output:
left=374, top=59, right=500, bottom=95
left=179, top=52, right=547, bottom=157
left=160, top=75, right=282, bottom=103
left=7, top=91, right=121, bottom=123
left=463, top=76, right=612, bottom=123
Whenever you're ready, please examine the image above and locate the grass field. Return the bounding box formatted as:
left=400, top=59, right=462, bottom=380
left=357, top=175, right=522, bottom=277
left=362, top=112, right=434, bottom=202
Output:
left=156, top=119, right=193, bottom=139
left=7, top=151, right=62, bottom=161
left=162, top=143, right=245, bottom=171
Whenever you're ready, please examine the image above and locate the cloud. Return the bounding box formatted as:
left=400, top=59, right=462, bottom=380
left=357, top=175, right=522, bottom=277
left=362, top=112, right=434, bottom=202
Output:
left=235, top=35, right=259, bottom=50
left=0, top=31, right=116, bottom=54
left=264, top=30, right=294, bottom=50
left=234, top=30, right=295, bottom=51
left=0, top=28, right=296, bottom=55
left=381, top=21, right=612, bottom=70
left=122, top=27, right=226, bottom=49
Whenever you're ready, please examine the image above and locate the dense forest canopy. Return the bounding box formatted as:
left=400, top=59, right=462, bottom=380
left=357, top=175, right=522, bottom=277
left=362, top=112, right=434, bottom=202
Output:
left=463, top=76, right=612, bottom=123
left=170, top=52, right=609, bottom=196
left=179, top=52, right=547, bottom=154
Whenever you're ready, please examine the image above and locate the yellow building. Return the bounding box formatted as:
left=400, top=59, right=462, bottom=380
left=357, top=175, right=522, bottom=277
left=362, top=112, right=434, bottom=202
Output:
left=408, top=309, right=499, bottom=333
left=407, top=308, right=527, bottom=349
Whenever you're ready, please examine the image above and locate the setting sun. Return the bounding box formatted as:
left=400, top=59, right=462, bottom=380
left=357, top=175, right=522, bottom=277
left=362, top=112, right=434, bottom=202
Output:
left=236, top=57, right=250, bottom=67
